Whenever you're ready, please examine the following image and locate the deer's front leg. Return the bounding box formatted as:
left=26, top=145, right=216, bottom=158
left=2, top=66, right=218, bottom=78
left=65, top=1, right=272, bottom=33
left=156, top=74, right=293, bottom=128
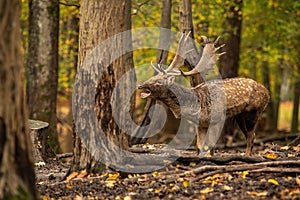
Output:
left=196, top=127, right=206, bottom=155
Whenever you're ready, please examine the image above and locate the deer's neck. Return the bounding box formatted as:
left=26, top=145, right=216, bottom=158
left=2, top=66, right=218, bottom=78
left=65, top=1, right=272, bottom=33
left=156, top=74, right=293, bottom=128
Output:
left=158, top=83, right=202, bottom=123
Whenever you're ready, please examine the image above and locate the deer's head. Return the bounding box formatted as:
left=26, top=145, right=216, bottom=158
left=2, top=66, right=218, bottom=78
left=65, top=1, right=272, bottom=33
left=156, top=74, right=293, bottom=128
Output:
left=138, top=70, right=175, bottom=99
left=138, top=33, right=225, bottom=99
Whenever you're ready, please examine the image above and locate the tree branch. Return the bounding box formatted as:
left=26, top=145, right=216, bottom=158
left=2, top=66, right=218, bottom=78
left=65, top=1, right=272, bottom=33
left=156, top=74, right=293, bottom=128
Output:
left=59, top=1, right=80, bottom=8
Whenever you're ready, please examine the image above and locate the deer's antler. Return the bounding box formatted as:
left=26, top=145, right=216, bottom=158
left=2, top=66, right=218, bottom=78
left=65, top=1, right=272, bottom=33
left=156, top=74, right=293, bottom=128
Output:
left=181, top=36, right=226, bottom=76
left=164, top=32, right=191, bottom=75
left=150, top=32, right=192, bottom=76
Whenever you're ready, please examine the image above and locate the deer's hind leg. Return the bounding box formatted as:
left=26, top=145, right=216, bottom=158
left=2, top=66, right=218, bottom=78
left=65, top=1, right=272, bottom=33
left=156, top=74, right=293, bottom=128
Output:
left=235, top=110, right=260, bottom=156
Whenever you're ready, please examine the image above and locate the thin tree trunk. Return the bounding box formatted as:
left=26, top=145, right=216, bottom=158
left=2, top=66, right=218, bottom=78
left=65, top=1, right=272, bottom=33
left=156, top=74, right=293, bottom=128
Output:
left=262, top=60, right=275, bottom=131
left=179, top=0, right=203, bottom=85
left=219, top=0, right=243, bottom=138
left=156, top=0, right=172, bottom=66
left=69, top=0, right=135, bottom=174
left=219, top=0, right=243, bottom=78
left=273, top=59, right=283, bottom=131
left=27, top=0, right=60, bottom=152
left=0, top=0, right=37, bottom=198
left=129, top=0, right=173, bottom=145
left=291, top=37, right=300, bottom=133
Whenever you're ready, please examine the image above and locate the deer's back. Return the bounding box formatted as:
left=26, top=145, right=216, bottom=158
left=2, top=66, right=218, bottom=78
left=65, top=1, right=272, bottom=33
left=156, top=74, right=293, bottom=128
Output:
left=194, top=78, right=269, bottom=119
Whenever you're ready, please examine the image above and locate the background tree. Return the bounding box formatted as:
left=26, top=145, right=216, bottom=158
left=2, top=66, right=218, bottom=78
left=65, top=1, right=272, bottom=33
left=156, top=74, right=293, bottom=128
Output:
left=217, top=0, right=243, bottom=138
left=69, top=0, right=135, bottom=173
left=0, top=0, right=37, bottom=198
left=57, top=2, right=80, bottom=152
left=291, top=37, right=300, bottom=133
left=129, top=0, right=176, bottom=145
left=26, top=0, right=60, bottom=151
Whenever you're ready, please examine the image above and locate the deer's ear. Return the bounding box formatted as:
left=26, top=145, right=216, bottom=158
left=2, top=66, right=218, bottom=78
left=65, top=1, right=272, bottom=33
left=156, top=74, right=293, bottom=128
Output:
left=167, top=75, right=175, bottom=84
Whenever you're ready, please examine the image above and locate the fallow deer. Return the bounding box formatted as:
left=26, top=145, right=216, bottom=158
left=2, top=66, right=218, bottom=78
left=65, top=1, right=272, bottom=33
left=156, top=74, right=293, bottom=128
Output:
left=138, top=33, right=269, bottom=156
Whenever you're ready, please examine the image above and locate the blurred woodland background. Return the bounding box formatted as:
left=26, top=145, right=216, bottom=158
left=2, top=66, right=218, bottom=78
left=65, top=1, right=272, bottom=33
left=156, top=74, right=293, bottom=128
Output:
left=20, top=0, right=300, bottom=153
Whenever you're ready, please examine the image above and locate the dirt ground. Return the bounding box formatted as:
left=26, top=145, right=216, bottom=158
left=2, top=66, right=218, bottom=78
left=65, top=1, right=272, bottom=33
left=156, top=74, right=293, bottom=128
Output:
left=36, top=133, right=300, bottom=200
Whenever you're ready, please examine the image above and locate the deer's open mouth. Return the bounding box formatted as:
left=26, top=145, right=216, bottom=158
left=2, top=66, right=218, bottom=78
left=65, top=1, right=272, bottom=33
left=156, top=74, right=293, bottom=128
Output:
left=138, top=85, right=151, bottom=98
left=140, top=89, right=151, bottom=98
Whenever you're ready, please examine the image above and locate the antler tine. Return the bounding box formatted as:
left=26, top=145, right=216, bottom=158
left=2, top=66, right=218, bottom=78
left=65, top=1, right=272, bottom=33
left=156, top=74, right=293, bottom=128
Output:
left=151, top=61, right=166, bottom=74
left=213, top=35, right=221, bottom=46
left=181, top=35, right=226, bottom=76
left=165, top=32, right=191, bottom=75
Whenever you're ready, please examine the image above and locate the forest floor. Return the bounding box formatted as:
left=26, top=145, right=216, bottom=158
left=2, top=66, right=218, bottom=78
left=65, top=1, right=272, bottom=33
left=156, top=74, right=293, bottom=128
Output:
left=36, top=133, right=300, bottom=200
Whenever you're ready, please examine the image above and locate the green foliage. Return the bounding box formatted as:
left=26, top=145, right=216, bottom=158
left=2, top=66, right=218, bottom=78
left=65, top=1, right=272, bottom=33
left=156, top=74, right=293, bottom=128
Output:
left=240, top=0, right=300, bottom=99
left=20, top=0, right=300, bottom=129
left=58, top=1, right=79, bottom=100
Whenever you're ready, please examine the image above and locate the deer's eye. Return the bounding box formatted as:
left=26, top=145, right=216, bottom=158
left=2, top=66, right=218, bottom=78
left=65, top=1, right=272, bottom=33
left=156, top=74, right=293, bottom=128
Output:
left=154, top=81, right=163, bottom=86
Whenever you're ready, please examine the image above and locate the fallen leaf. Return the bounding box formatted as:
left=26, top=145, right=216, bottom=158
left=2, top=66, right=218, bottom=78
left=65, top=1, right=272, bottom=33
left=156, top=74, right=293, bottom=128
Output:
left=200, top=187, right=214, bottom=194
left=182, top=180, right=190, bottom=188
left=124, top=196, right=132, bottom=200
left=295, top=176, right=300, bottom=186
left=287, top=153, right=295, bottom=157
left=190, top=162, right=196, bottom=167
left=155, top=189, right=162, bottom=193
left=77, top=170, right=88, bottom=178
left=66, top=185, right=73, bottom=189
left=184, top=171, right=191, bottom=176
left=152, top=171, right=158, bottom=177
left=105, top=172, right=120, bottom=188
left=66, top=172, right=79, bottom=182
left=280, top=146, right=290, bottom=150
left=107, top=172, right=120, bottom=181
left=268, top=179, right=279, bottom=185
left=292, top=146, right=300, bottom=152
left=265, top=153, right=278, bottom=160
left=223, top=185, right=232, bottom=191
left=105, top=180, right=115, bottom=188
left=211, top=180, right=217, bottom=187
left=42, top=196, right=50, bottom=200
left=171, top=185, right=180, bottom=191
left=241, top=170, right=249, bottom=179
left=247, top=191, right=268, bottom=196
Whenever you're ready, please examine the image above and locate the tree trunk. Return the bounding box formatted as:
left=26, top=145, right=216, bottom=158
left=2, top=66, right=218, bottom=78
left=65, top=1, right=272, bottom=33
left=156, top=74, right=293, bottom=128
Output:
left=219, top=0, right=243, bottom=138
left=0, top=0, right=37, bottom=198
left=219, top=0, right=242, bottom=78
left=262, top=60, right=275, bottom=131
left=130, top=0, right=205, bottom=146
left=156, top=0, right=172, bottom=66
left=27, top=0, right=60, bottom=152
left=291, top=36, right=300, bottom=133
left=273, top=60, right=284, bottom=131
left=179, top=0, right=203, bottom=85
left=129, top=0, right=174, bottom=145
left=69, top=0, right=135, bottom=174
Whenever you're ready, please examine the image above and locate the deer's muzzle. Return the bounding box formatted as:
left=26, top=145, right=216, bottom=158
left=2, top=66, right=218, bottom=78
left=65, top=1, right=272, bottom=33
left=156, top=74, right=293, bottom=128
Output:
left=138, top=85, right=151, bottom=98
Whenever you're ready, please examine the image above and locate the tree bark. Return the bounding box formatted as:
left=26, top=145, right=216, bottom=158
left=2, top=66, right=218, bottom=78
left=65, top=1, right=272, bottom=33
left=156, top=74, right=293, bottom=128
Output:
left=0, top=0, right=37, bottom=198
left=219, top=0, right=243, bottom=138
left=219, top=0, right=243, bottom=78
left=69, top=0, right=135, bottom=173
left=179, top=0, right=203, bottom=85
left=27, top=0, right=60, bottom=152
